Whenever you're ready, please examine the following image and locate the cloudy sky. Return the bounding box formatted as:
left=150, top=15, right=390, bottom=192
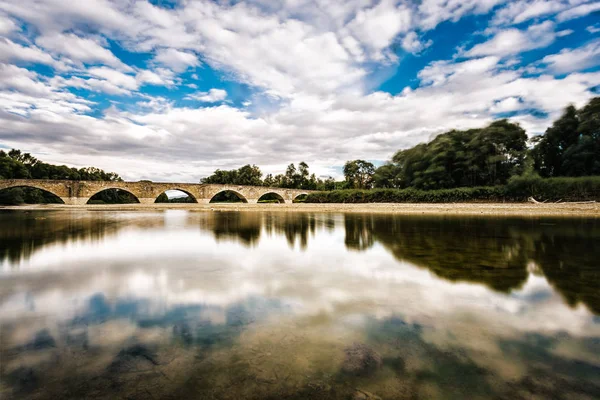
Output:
left=0, top=0, right=599, bottom=181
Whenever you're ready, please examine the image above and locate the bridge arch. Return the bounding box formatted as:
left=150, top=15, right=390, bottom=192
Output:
left=86, top=188, right=141, bottom=204
left=0, top=184, right=65, bottom=204
left=257, top=192, right=285, bottom=204
left=155, top=188, right=198, bottom=203
left=209, top=190, right=248, bottom=203
left=292, top=193, right=308, bottom=202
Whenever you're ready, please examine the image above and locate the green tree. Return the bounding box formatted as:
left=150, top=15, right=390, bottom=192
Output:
left=343, top=160, right=375, bottom=189
left=285, top=163, right=297, bottom=188
left=387, top=120, right=526, bottom=189
left=373, top=163, right=400, bottom=188
left=236, top=164, right=263, bottom=186
left=156, top=193, right=169, bottom=203
left=298, top=161, right=310, bottom=188
left=202, top=164, right=262, bottom=186
left=263, top=173, right=275, bottom=187
left=532, top=98, right=600, bottom=177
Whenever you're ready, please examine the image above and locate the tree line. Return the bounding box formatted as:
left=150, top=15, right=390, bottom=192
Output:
left=201, top=162, right=337, bottom=190
left=200, top=159, right=381, bottom=191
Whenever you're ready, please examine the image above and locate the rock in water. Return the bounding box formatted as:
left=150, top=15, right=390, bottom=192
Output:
left=352, top=389, right=382, bottom=400
left=107, top=344, right=160, bottom=374
left=342, top=343, right=382, bottom=376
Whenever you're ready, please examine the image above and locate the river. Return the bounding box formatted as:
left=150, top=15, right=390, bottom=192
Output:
left=0, top=210, right=599, bottom=399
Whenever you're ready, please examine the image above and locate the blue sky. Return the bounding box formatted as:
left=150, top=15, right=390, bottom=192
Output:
left=0, top=0, right=599, bottom=181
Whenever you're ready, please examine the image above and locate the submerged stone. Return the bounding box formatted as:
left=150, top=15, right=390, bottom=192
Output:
left=342, top=343, right=382, bottom=376
left=107, top=344, right=160, bottom=374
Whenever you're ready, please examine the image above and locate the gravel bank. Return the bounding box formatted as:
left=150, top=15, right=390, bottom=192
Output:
left=1, top=202, right=599, bottom=217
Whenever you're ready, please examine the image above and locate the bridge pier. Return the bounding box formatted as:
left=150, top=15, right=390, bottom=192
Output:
left=138, top=198, right=156, bottom=205
left=61, top=197, right=88, bottom=206
left=246, top=199, right=259, bottom=204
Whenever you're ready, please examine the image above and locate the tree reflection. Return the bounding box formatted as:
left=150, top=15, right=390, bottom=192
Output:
left=344, top=215, right=375, bottom=251
left=263, top=213, right=318, bottom=250
left=343, top=214, right=600, bottom=314
left=369, top=216, right=529, bottom=292
left=208, top=212, right=261, bottom=246
left=529, top=224, right=600, bottom=315
left=0, top=211, right=128, bottom=266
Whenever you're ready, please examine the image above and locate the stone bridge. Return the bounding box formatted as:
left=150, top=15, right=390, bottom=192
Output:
left=0, top=179, right=314, bottom=205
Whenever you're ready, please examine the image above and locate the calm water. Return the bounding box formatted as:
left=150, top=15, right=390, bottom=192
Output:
left=0, top=210, right=599, bottom=400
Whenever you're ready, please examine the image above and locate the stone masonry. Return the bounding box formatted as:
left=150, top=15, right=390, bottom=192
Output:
left=0, top=179, right=313, bottom=205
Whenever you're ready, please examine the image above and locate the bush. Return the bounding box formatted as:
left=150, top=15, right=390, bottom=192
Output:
left=305, top=176, right=600, bottom=203
left=505, top=175, right=600, bottom=202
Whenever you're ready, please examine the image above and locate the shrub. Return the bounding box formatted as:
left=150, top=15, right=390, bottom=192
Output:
left=305, top=176, right=600, bottom=203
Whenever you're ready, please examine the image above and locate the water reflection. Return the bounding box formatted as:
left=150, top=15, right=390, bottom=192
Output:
left=344, top=215, right=600, bottom=313
left=0, top=210, right=599, bottom=399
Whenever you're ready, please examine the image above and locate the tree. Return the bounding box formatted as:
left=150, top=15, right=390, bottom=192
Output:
left=263, top=174, right=275, bottom=187
left=532, top=98, right=600, bottom=177
left=201, top=169, right=237, bottom=184
left=385, top=120, right=527, bottom=189
left=373, top=163, right=400, bottom=188
left=285, top=163, right=297, bottom=188
left=202, top=164, right=262, bottom=186
left=156, top=193, right=169, bottom=203
left=236, top=164, right=263, bottom=186
left=298, top=162, right=310, bottom=188
left=531, top=105, right=579, bottom=177
left=343, top=160, right=375, bottom=189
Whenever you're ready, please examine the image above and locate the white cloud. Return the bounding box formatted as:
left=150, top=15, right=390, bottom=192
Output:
left=465, top=21, right=556, bottom=58
left=86, top=67, right=138, bottom=90
left=345, top=0, right=412, bottom=60
left=556, top=29, right=574, bottom=37
left=587, top=24, right=600, bottom=34
left=401, top=31, right=433, bottom=54
left=137, top=68, right=176, bottom=87
left=35, top=33, right=132, bottom=71
left=557, top=2, right=600, bottom=22
left=185, top=88, right=228, bottom=103
left=490, top=96, right=525, bottom=113
left=153, top=48, right=200, bottom=72
left=492, top=1, right=599, bottom=26
left=492, top=0, right=566, bottom=25
left=0, top=64, right=92, bottom=116
left=417, top=0, right=503, bottom=30
left=0, top=38, right=58, bottom=66
left=0, top=13, right=18, bottom=35
left=542, top=39, right=600, bottom=74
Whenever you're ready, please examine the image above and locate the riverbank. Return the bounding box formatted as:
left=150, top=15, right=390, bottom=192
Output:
left=1, top=202, right=599, bottom=216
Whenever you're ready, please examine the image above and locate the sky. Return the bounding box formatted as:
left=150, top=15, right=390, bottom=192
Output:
left=0, top=0, right=599, bottom=182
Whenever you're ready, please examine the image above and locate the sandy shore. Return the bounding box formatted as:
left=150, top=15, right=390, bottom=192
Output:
left=1, top=202, right=599, bottom=217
